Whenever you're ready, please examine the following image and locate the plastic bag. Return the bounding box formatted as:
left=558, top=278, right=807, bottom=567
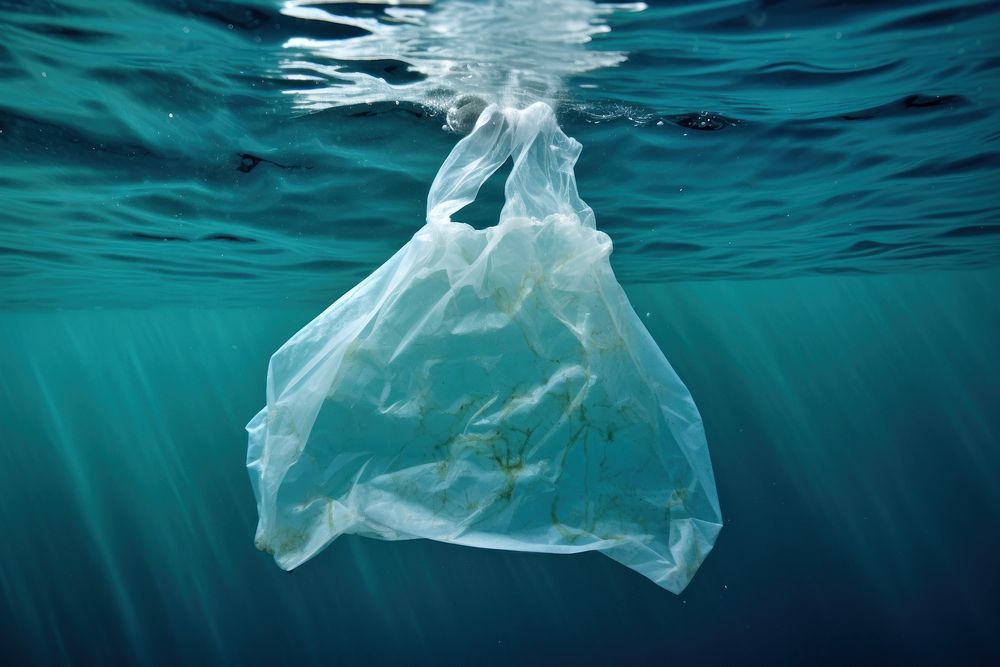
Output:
left=247, top=102, right=721, bottom=593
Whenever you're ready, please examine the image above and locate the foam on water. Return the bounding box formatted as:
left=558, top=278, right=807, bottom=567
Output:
left=278, top=0, right=644, bottom=114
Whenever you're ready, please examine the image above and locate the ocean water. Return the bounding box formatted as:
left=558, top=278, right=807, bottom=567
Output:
left=1, top=0, right=998, bottom=664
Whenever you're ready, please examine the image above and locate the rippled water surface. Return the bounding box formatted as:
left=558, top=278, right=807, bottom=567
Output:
left=2, top=0, right=998, bottom=306
left=1, top=1, right=999, bottom=665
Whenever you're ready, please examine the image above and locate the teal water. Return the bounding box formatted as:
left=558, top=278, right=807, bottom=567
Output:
left=1, top=0, right=999, bottom=664
left=2, top=273, right=998, bottom=663
left=2, top=0, right=999, bottom=307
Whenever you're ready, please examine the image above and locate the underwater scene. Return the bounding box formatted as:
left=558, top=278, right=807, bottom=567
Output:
left=1, top=0, right=999, bottom=664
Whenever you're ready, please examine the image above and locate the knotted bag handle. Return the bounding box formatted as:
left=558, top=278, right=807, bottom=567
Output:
left=426, top=102, right=595, bottom=228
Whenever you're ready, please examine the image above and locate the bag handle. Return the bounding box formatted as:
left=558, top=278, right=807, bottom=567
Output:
left=426, top=102, right=595, bottom=228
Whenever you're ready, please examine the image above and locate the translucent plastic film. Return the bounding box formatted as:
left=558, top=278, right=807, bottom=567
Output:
left=248, top=102, right=721, bottom=593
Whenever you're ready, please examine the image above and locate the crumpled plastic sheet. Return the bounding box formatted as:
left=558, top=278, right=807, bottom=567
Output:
left=247, top=102, right=721, bottom=593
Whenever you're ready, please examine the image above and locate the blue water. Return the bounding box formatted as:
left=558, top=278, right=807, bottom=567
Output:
left=1, top=0, right=999, bottom=664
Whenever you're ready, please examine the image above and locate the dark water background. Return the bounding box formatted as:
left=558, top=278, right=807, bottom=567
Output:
left=1, top=0, right=999, bottom=664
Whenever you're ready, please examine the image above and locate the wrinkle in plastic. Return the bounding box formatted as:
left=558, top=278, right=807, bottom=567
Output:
left=247, top=102, right=721, bottom=593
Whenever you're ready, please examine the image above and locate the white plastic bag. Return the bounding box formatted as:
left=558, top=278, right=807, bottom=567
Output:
left=247, top=102, right=721, bottom=593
